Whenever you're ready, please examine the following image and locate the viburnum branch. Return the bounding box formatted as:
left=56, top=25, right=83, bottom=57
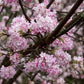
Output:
left=45, top=0, right=83, bottom=44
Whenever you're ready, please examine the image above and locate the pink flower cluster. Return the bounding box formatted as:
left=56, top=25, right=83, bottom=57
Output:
left=54, top=49, right=71, bottom=65
left=71, top=56, right=84, bottom=79
left=24, top=52, right=62, bottom=78
left=30, top=14, right=58, bottom=35
left=8, top=16, right=29, bottom=51
left=8, top=35, right=28, bottom=51
left=8, top=16, right=30, bottom=36
left=51, top=35, right=73, bottom=50
left=31, top=1, right=58, bottom=35
left=10, top=53, right=21, bottom=65
left=0, top=66, right=16, bottom=79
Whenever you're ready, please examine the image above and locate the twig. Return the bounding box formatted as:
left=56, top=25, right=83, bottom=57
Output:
left=16, top=65, right=31, bottom=78
left=0, top=7, right=4, bottom=15
left=31, top=71, right=40, bottom=81
left=47, top=0, right=55, bottom=9
left=56, top=11, right=84, bottom=38
left=19, top=0, right=31, bottom=23
left=5, top=13, right=13, bottom=26
left=66, top=33, right=84, bottom=42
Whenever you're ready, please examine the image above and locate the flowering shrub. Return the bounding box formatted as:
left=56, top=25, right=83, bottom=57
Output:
left=0, top=0, right=84, bottom=84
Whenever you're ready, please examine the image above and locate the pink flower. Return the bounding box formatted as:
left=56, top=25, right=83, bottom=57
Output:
left=9, top=35, right=28, bottom=51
